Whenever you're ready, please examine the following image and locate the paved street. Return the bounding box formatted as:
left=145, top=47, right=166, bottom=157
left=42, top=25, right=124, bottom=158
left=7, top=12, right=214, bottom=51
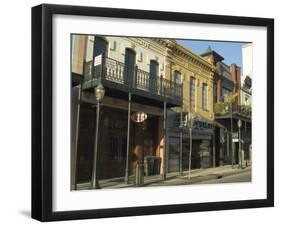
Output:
left=144, top=166, right=251, bottom=187
left=196, top=169, right=251, bottom=184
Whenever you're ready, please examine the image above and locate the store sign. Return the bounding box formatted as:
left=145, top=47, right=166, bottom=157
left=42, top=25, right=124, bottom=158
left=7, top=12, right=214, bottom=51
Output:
left=232, top=132, right=238, bottom=139
left=232, top=132, right=239, bottom=142
left=131, top=112, right=147, bottom=123
left=94, top=54, right=102, bottom=66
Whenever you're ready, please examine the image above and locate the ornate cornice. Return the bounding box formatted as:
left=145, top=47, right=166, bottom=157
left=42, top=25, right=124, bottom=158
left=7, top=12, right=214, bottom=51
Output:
left=152, top=38, right=213, bottom=72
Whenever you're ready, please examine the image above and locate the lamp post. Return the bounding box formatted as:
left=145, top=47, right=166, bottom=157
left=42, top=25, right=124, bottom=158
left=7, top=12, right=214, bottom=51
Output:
left=237, top=119, right=242, bottom=169
left=185, top=113, right=195, bottom=180
left=179, top=109, right=183, bottom=176
left=91, top=81, right=105, bottom=189
left=225, top=103, right=234, bottom=168
left=220, top=130, right=225, bottom=166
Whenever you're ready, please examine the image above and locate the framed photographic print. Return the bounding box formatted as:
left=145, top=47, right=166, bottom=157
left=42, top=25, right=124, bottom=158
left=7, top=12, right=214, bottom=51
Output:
left=31, top=4, right=274, bottom=221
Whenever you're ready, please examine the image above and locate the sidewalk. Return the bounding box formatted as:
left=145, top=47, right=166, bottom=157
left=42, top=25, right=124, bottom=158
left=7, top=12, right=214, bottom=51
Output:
left=76, top=165, right=251, bottom=190
left=144, top=165, right=251, bottom=187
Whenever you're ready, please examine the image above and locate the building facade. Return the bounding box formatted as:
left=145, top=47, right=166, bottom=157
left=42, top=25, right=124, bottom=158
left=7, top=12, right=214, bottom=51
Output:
left=157, top=40, right=215, bottom=172
left=240, top=43, right=253, bottom=105
left=71, top=35, right=183, bottom=189
left=201, top=46, right=251, bottom=167
left=71, top=36, right=251, bottom=190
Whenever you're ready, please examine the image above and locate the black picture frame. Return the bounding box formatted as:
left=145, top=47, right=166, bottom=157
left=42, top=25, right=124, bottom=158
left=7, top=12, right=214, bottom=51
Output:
left=31, top=4, right=274, bottom=222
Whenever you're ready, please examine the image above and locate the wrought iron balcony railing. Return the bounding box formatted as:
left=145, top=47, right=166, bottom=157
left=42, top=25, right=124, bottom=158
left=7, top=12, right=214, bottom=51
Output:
left=214, top=102, right=251, bottom=119
left=82, top=57, right=183, bottom=105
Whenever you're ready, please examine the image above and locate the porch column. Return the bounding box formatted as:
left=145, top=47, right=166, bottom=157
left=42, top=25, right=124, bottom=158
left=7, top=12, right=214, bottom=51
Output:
left=230, top=103, right=234, bottom=168
left=71, top=84, right=82, bottom=190
left=125, top=92, right=132, bottom=184
left=162, top=101, right=167, bottom=180
left=226, top=132, right=230, bottom=159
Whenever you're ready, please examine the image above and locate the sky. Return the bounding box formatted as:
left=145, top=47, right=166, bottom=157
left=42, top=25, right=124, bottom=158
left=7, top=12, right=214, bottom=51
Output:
left=177, top=39, right=247, bottom=73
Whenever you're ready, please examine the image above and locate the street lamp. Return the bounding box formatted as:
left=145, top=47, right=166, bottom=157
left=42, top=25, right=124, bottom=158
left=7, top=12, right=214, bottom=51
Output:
left=237, top=119, right=242, bottom=169
left=225, top=102, right=234, bottom=168
left=220, top=130, right=225, bottom=166
left=179, top=109, right=183, bottom=176
left=91, top=81, right=105, bottom=189
left=184, top=112, right=195, bottom=180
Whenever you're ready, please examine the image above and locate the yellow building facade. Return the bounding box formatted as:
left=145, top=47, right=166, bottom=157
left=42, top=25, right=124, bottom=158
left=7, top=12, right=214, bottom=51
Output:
left=154, top=39, right=215, bottom=171
left=157, top=39, right=214, bottom=119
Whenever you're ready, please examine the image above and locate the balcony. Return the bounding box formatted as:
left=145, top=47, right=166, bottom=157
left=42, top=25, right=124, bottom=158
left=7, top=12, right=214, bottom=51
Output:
left=214, top=102, right=251, bottom=122
left=81, top=57, right=183, bottom=107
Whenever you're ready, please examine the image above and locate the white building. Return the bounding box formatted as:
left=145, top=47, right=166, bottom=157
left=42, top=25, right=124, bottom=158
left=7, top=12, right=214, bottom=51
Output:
left=240, top=43, right=253, bottom=105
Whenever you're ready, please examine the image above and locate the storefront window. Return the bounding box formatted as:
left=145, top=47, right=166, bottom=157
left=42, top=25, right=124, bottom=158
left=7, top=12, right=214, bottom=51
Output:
left=109, top=137, right=119, bottom=159
left=108, top=115, right=127, bottom=160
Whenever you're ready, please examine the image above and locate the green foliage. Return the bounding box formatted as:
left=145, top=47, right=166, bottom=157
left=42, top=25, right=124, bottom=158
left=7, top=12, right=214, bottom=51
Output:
left=214, top=102, right=226, bottom=114
left=240, top=104, right=252, bottom=116
left=225, top=93, right=236, bottom=103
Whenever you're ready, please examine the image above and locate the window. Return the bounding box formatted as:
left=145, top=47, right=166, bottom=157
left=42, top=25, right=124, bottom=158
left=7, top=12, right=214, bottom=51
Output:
left=214, top=82, right=217, bottom=101
left=202, top=83, right=208, bottom=111
left=174, top=70, right=181, bottom=84
left=150, top=60, right=159, bottom=77
left=124, top=48, right=136, bottom=84
left=149, top=60, right=159, bottom=91
left=108, top=136, right=127, bottom=161
left=93, top=37, right=108, bottom=58
left=222, top=88, right=231, bottom=101
left=92, top=37, right=108, bottom=79
left=189, top=77, right=196, bottom=112
left=109, top=137, right=119, bottom=159
left=108, top=115, right=128, bottom=161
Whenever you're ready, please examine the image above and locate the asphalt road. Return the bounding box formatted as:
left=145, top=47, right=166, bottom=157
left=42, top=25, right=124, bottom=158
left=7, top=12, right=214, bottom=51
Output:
left=196, top=170, right=251, bottom=184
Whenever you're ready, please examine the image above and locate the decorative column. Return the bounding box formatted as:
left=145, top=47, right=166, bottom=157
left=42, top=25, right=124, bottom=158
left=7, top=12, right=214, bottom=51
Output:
left=71, top=84, right=82, bottom=190
left=230, top=103, right=234, bottom=168
left=125, top=92, right=132, bottom=184
left=212, top=125, right=216, bottom=168
left=226, top=132, right=230, bottom=162
left=217, top=78, right=222, bottom=102
left=162, top=101, right=167, bottom=180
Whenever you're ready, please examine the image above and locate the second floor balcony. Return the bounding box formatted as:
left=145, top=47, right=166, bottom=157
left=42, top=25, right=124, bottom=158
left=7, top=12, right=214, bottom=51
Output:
left=81, top=57, right=183, bottom=107
left=214, top=102, right=252, bottom=122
